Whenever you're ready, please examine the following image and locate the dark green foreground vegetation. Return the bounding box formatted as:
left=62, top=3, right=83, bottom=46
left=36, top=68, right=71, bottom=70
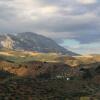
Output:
left=0, top=76, right=99, bottom=100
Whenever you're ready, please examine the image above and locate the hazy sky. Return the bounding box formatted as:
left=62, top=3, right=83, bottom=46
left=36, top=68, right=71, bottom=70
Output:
left=0, top=0, right=100, bottom=54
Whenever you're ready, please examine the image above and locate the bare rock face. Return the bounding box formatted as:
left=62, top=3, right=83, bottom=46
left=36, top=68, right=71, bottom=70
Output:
left=1, top=35, right=15, bottom=49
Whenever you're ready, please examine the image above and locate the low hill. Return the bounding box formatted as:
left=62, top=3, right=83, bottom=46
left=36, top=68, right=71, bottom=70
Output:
left=0, top=60, right=71, bottom=79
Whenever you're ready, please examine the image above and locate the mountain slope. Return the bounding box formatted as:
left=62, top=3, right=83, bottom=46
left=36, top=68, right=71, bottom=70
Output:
left=0, top=32, right=77, bottom=56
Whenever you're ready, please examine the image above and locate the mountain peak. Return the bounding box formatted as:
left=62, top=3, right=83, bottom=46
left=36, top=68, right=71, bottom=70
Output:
left=0, top=32, right=78, bottom=56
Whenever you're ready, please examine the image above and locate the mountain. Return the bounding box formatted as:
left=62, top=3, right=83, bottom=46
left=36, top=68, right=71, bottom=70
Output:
left=0, top=32, right=77, bottom=56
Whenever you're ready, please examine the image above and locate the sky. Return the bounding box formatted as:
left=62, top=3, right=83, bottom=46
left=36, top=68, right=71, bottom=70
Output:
left=0, top=0, right=100, bottom=54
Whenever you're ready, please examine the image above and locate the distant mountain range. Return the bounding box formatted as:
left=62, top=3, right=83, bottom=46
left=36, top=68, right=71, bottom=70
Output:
left=0, top=32, right=77, bottom=56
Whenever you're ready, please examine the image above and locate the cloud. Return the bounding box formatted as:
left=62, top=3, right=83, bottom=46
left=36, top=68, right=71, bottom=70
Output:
left=77, top=0, right=97, bottom=4
left=0, top=0, right=100, bottom=53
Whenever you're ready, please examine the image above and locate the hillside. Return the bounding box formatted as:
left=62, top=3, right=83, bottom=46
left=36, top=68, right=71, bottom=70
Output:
left=0, top=50, right=99, bottom=100
left=0, top=32, right=77, bottom=56
left=0, top=52, right=99, bottom=100
left=0, top=52, right=99, bottom=80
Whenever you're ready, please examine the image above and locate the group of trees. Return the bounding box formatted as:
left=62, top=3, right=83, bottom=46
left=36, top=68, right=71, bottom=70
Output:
left=80, top=68, right=93, bottom=79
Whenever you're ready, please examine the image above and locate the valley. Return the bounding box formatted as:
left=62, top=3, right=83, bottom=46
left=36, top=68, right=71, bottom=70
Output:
left=1, top=0, right=100, bottom=99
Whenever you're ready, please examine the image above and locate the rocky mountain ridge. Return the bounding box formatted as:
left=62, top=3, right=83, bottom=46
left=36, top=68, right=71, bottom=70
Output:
left=0, top=32, right=77, bottom=56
